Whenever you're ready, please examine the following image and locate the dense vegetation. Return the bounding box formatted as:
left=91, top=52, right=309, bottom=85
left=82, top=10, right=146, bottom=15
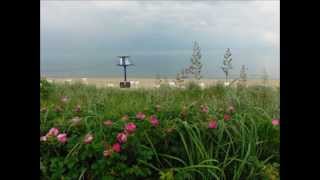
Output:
left=40, top=80, right=280, bottom=180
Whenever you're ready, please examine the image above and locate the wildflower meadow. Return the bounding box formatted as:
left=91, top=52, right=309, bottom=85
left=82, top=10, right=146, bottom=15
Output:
left=40, top=79, right=280, bottom=180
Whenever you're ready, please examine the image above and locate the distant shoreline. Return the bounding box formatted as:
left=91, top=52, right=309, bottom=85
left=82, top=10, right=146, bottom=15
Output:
left=41, top=75, right=280, bottom=81
left=42, top=76, right=279, bottom=88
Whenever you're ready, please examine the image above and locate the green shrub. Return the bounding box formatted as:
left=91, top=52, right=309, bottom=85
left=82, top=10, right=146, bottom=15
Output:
left=40, top=78, right=54, bottom=100
left=40, top=83, right=279, bottom=179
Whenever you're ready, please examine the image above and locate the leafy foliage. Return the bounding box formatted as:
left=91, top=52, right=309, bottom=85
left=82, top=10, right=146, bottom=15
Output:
left=179, top=41, right=203, bottom=80
left=40, top=83, right=279, bottom=179
left=221, top=48, right=233, bottom=83
left=40, top=78, right=54, bottom=100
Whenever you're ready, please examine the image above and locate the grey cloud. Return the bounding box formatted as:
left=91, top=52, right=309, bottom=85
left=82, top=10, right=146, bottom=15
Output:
left=41, top=0, right=279, bottom=79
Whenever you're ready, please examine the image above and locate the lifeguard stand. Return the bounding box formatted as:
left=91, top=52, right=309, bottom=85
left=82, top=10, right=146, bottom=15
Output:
left=117, top=56, right=133, bottom=88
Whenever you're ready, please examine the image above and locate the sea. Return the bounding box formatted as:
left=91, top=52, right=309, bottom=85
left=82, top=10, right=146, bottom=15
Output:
left=41, top=54, right=279, bottom=80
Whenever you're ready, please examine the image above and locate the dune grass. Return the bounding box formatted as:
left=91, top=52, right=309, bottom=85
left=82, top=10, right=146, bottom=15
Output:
left=40, top=80, right=279, bottom=180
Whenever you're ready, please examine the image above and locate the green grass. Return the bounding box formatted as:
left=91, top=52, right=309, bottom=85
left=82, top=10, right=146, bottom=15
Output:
left=40, top=80, right=279, bottom=180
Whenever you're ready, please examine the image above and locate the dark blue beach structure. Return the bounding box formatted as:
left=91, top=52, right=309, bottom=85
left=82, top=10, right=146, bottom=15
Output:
left=117, top=56, right=133, bottom=88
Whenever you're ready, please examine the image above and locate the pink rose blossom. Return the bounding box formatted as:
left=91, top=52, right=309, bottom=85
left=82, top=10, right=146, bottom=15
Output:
left=224, top=114, right=231, bottom=121
left=208, top=120, right=218, bottom=129
left=149, top=115, right=159, bottom=127
left=103, top=120, right=113, bottom=126
left=272, top=119, right=280, bottom=126
left=125, top=123, right=136, bottom=134
left=57, top=133, right=68, bottom=144
left=112, top=143, right=121, bottom=153
left=136, top=112, right=146, bottom=120
left=46, top=127, right=59, bottom=137
left=116, top=132, right=128, bottom=144
left=83, top=133, right=94, bottom=144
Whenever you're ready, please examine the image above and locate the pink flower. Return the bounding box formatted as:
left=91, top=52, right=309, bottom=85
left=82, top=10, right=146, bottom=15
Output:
left=208, top=120, right=218, bottom=129
left=112, top=143, right=121, bottom=153
left=224, top=114, right=231, bottom=121
left=136, top=112, right=146, bottom=120
left=149, top=115, right=159, bottom=127
left=272, top=119, right=280, bottom=126
left=40, top=136, right=47, bottom=142
left=103, top=149, right=113, bottom=158
left=46, top=127, right=59, bottom=137
left=61, top=96, right=69, bottom=103
left=200, top=105, right=209, bottom=113
left=57, top=133, right=68, bottom=144
left=125, top=123, right=136, bottom=134
left=83, top=133, right=94, bottom=144
left=116, top=132, right=127, bottom=144
left=103, top=120, right=113, bottom=126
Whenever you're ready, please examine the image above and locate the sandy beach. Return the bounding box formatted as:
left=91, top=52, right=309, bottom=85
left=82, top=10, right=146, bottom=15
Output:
left=42, top=77, right=279, bottom=88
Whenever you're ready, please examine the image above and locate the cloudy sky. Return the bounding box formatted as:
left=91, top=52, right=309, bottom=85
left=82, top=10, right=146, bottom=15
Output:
left=41, top=0, right=279, bottom=79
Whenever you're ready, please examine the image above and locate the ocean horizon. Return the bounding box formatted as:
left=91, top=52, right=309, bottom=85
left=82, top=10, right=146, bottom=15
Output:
left=41, top=73, right=279, bottom=81
left=41, top=53, right=279, bottom=80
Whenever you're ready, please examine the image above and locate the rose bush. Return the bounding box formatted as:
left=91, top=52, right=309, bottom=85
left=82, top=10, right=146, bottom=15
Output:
left=40, top=83, right=280, bottom=179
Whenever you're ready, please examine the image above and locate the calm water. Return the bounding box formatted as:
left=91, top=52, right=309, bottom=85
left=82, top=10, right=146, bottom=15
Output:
left=41, top=51, right=279, bottom=80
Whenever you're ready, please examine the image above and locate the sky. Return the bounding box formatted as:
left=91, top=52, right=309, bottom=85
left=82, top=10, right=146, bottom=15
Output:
left=41, top=0, right=279, bottom=79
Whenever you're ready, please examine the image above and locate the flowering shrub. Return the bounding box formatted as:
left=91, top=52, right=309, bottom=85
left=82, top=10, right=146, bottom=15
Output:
left=136, top=112, right=146, bottom=120
left=208, top=119, right=218, bottom=129
left=272, top=119, right=280, bottom=126
left=113, top=143, right=121, bottom=152
left=47, top=127, right=59, bottom=137
left=40, top=83, right=279, bottom=179
left=116, top=132, right=128, bottom=144
left=124, top=122, right=137, bottom=134
left=83, top=133, right=94, bottom=144
left=149, top=115, right=159, bottom=127
left=57, top=133, right=68, bottom=143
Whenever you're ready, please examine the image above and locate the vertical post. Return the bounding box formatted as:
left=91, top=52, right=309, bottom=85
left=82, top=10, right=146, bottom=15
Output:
left=226, top=72, right=228, bottom=83
left=124, top=65, right=127, bottom=81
